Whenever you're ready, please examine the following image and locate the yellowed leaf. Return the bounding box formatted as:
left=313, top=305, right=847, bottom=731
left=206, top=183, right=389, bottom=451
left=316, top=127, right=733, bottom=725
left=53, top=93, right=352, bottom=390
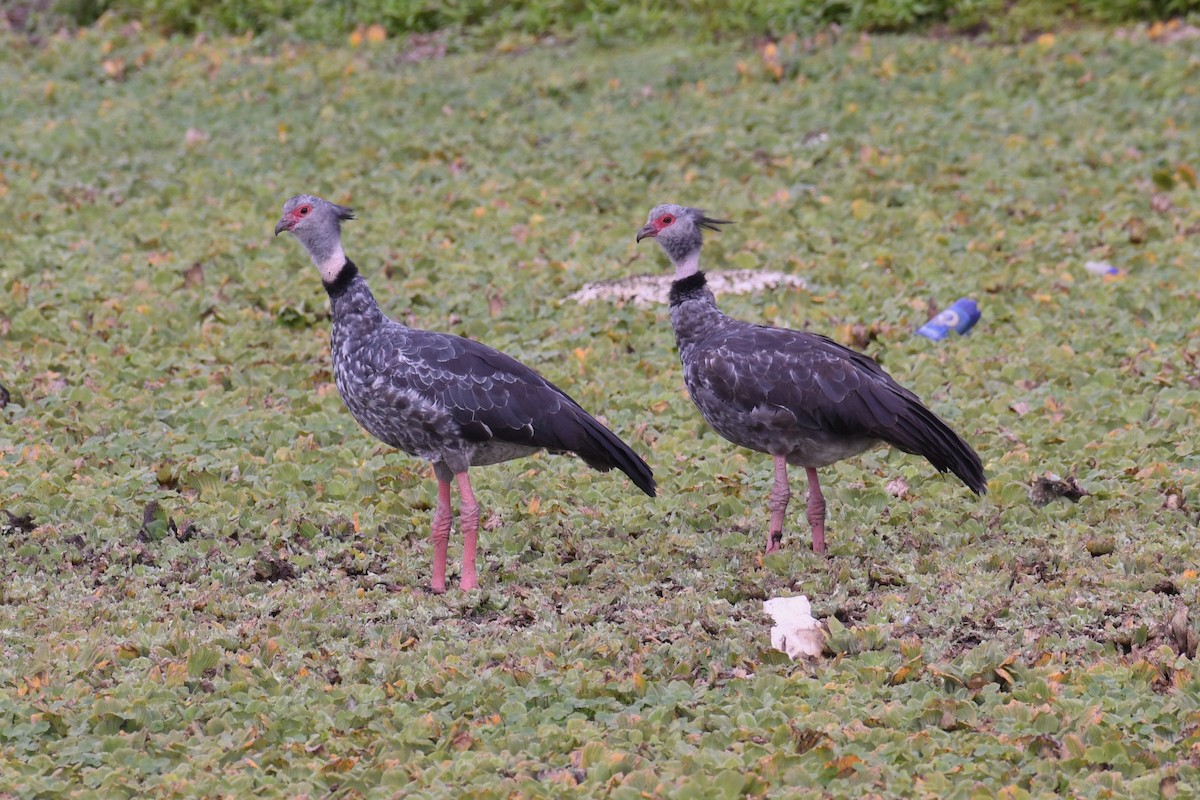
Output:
left=850, top=199, right=875, bottom=220
left=1177, top=162, right=1197, bottom=189
left=102, top=58, right=125, bottom=80
left=826, top=754, right=862, bottom=778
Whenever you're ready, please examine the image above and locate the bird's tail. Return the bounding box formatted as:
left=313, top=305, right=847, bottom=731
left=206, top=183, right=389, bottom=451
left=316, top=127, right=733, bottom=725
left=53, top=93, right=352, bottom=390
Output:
left=885, top=400, right=986, bottom=494
left=566, top=411, right=657, bottom=497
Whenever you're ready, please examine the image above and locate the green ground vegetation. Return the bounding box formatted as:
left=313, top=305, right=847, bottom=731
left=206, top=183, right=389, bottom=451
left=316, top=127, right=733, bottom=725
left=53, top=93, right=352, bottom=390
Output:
left=16, top=0, right=1200, bottom=43
left=1, top=19, right=1199, bottom=799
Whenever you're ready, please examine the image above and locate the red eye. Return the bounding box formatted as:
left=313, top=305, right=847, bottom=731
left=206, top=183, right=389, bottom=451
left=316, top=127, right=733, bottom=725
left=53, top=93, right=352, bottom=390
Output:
left=660, top=215, right=674, bottom=225
left=298, top=205, right=311, bottom=216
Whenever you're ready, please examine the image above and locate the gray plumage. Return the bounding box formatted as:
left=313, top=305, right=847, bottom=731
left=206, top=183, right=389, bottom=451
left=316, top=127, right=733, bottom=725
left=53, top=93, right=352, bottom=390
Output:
left=667, top=275, right=986, bottom=484
left=323, top=275, right=655, bottom=490
left=276, top=194, right=654, bottom=591
left=638, top=203, right=985, bottom=553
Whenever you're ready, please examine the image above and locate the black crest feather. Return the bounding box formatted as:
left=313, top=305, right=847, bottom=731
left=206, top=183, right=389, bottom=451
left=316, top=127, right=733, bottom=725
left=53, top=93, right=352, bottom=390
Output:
left=334, top=205, right=356, bottom=222
left=695, top=212, right=733, bottom=232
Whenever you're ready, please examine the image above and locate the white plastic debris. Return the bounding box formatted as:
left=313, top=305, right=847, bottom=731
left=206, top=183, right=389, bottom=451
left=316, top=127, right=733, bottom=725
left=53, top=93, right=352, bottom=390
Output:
left=568, top=269, right=807, bottom=307
left=764, top=595, right=825, bottom=659
left=1084, top=260, right=1121, bottom=277
left=801, top=130, right=830, bottom=147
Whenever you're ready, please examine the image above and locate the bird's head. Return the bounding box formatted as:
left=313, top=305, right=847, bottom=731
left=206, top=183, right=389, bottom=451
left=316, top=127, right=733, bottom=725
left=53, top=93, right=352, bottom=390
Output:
left=275, top=194, right=355, bottom=238
left=275, top=194, right=356, bottom=282
left=636, top=204, right=732, bottom=276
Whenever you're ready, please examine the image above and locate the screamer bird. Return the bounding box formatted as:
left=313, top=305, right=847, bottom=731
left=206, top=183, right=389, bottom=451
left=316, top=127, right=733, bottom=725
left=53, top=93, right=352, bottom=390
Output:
left=636, top=204, right=984, bottom=554
left=276, top=194, right=654, bottom=592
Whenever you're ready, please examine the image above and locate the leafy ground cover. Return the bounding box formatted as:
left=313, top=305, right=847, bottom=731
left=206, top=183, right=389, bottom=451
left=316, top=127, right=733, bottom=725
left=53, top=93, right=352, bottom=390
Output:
left=17, top=0, right=1200, bottom=45
left=2, top=21, right=1200, bottom=798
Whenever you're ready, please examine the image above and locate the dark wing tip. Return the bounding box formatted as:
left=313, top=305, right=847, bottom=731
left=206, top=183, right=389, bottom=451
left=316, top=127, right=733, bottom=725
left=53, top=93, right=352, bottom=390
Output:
left=558, top=407, right=656, bottom=497
left=904, top=404, right=987, bottom=496
left=580, top=418, right=656, bottom=498
left=626, top=452, right=656, bottom=497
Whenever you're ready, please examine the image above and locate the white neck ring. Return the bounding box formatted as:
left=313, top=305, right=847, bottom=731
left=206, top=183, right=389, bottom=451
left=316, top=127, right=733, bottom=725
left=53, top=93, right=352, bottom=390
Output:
left=673, top=251, right=700, bottom=280
left=317, top=243, right=346, bottom=283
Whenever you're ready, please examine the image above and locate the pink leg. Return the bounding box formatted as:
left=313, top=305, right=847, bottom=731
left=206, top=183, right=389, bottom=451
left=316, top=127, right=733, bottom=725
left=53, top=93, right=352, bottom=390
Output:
left=805, top=467, right=827, bottom=555
left=429, top=477, right=453, bottom=594
left=766, top=455, right=790, bottom=554
left=455, top=471, right=480, bottom=591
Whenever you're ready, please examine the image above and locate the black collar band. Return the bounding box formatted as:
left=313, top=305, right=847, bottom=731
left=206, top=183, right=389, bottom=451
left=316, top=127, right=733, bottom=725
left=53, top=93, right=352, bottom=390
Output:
left=323, top=258, right=359, bottom=298
left=668, top=271, right=708, bottom=306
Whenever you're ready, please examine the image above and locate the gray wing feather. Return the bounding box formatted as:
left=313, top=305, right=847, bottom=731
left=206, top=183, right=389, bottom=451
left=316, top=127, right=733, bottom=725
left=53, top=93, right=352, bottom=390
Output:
left=690, top=323, right=985, bottom=493
left=373, top=327, right=655, bottom=496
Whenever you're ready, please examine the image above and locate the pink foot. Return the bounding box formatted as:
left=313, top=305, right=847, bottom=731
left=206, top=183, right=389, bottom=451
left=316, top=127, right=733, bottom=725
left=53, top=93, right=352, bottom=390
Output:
left=805, top=467, right=827, bottom=555
left=766, top=455, right=791, bottom=555
left=456, top=471, right=480, bottom=591
left=430, top=476, right=452, bottom=594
